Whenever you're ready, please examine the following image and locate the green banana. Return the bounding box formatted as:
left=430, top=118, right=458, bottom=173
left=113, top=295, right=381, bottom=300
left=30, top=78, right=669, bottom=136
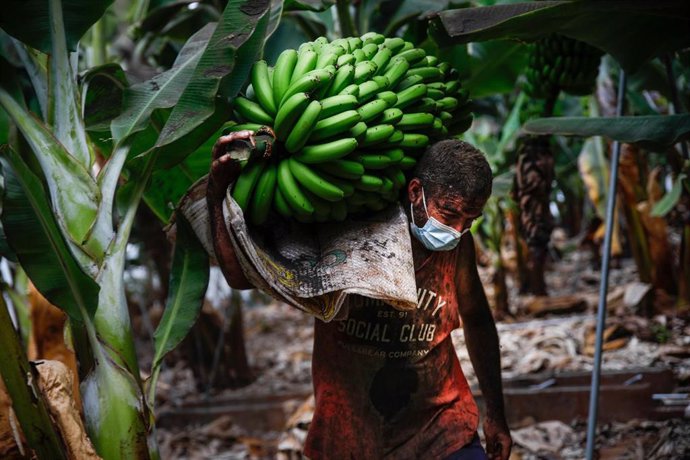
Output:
left=277, top=159, right=315, bottom=215
left=408, top=97, right=436, bottom=112
left=358, top=80, right=381, bottom=102
left=383, top=37, right=405, bottom=53
left=273, top=185, right=293, bottom=219
left=347, top=37, right=363, bottom=51
left=353, top=153, right=392, bottom=170
left=231, top=159, right=266, bottom=211
left=317, top=159, right=364, bottom=180
left=399, top=156, right=417, bottom=170
left=396, top=113, right=435, bottom=130
left=337, top=53, right=355, bottom=67
left=357, top=98, right=389, bottom=122
left=359, top=124, right=395, bottom=147
left=319, top=94, right=358, bottom=119
left=309, top=110, right=362, bottom=142
left=251, top=60, right=277, bottom=116
left=397, top=133, right=429, bottom=149
left=233, top=96, right=274, bottom=125
left=379, top=176, right=394, bottom=194
left=406, top=66, right=443, bottom=82
left=394, top=83, right=427, bottom=110
left=384, top=167, right=407, bottom=189
left=303, top=189, right=332, bottom=219
left=426, top=88, right=444, bottom=100
left=372, top=75, right=390, bottom=91
left=316, top=171, right=355, bottom=197
left=362, top=43, right=379, bottom=59
left=355, top=174, right=384, bottom=192
left=316, top=52, right=338, bottom=69
left=437, top=96, right=459, bottom=111
left=382, top=148, right=404, bottom=164
left=353, top=49, right=366, bottom=63
left=272, top=50, right=298, bottom=109
left=249, top=163, right=277, bottom=225
left=327, top=64, right=355, bottom=97
left=295, top=138, right=358, bottom=163
left=290, top=49, right=318, bottom=85
left=372, top=47, right=392, bottom=75
left=284, top=100, right=322, bottom=153
left=378, top=108, right=403, bottom=124
left=281, top=68, right=332, bottom=106
left=274, top=92, right=310, bottom=141
left=288, top=157, right=345, bottom=202
left=383, top=57, right=410, bottom=88
left=381, top=129, right=404, bottom=146
left=376, top=91, right=398, bottom=106
left=361, top=32, right=384, bottom=45
left=396, top=74, right=424, bottom=91
left=349, top=121, right=368, bottom=141
left=340, top=83, right=360, bottom=97
left=396, top=48, right=426, bottom=65
left=354, top=61, right=378, bottom=84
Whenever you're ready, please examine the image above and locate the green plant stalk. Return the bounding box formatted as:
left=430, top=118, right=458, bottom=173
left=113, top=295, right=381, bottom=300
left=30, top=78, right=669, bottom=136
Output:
left=0, top=293, right=68, bottom=459
left=336, top=0, right=358, bottom=37
left=83, top=152, right=160, bottom=460
left=49, top=0, right=91, bottom=167
left=90, top=17, right=107, bottom=67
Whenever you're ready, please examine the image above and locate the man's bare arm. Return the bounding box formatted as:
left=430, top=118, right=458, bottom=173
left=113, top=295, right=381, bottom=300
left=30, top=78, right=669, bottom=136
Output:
left=456, top=234, right=511, bottom=460
left=206, top=133, right=255, bottom=290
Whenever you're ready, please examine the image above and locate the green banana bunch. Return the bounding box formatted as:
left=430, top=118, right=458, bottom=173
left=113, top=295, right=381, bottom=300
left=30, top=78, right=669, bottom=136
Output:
left=228, top=33, right=474, bottom=225
left=524, top=34, right=604, bottom=99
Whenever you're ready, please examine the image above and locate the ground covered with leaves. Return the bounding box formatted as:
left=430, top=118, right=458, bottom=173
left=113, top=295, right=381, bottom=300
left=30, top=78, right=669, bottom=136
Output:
left=155, top=239, right=690, bottom=459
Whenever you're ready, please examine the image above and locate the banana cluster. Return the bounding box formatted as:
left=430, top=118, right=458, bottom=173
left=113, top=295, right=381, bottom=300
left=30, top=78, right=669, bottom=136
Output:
left=524, top=34, right=603, bottom=99
left=227, top=32, right=472, bottom=225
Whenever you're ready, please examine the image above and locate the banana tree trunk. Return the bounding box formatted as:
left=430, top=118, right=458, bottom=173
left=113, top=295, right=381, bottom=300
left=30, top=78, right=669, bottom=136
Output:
left=515, top=135, right=554, bottom=295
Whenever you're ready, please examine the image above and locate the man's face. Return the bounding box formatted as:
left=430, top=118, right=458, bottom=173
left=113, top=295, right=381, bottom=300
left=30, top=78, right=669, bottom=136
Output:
left=408, top=178, right=486, bottom=233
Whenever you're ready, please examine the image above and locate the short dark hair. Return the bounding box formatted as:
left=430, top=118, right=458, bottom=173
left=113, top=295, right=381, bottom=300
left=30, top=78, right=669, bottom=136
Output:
left=413, top=139, right=493, bottom=201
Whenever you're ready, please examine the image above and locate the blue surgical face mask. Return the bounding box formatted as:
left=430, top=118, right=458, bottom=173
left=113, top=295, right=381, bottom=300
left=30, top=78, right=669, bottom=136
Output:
left=410, top=187, right=469, bottom=251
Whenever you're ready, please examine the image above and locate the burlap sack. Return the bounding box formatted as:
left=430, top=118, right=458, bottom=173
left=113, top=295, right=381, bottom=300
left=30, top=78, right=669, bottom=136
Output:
left=178, top=173, right=418, bottom=321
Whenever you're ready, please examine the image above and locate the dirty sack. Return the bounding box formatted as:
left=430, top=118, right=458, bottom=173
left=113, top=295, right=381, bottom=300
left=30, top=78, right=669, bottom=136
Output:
left=176, top=144, right=417, bottom=321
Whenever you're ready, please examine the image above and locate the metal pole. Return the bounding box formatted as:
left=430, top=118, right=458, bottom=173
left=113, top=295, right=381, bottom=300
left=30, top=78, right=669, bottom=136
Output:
left=585, top=69, right=627, bottom=460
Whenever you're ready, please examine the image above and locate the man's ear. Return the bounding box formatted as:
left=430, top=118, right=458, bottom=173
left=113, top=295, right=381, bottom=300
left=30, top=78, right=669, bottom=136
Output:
left=408, top=178, right=422, bottom=205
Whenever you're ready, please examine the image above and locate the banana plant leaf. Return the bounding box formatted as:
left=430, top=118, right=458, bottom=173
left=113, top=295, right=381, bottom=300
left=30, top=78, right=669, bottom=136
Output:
left=523, top=114, right=690, bottom=150
left=0, top=147, right=99, bottom=322
left=429, top=1, right=690, bottom=73
left=0, top=87, right=100, bottom=250
left=151, top=0, right=272, bottom=169
left=464, top=40, right=528, bottom=98
left=81, top=63, right=128, bottom=132
left=0, top=0, right=113, bottom=53
left=111, top=23, right=215, bottom=147
left=150, top=213, right=209, bottom=382
left=652, top=173, right=687, bottom=217
left=284, top=0, right=336, bottom=12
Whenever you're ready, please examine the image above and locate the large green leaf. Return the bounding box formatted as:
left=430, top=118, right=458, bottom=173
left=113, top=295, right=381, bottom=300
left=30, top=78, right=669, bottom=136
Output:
left=284, top=0, right=336, bottom=12
left=0, top=87, right=100, bottom=250
left=0, top=147, right=99, bottom=322
left=0, top=295, right=67, bottom=460
left=151, top=213, right=209, bottom=378
left=111, top=22, right=215, bottom=146
left=48, top=0, right=92, bottom=167
left=0, top=0, right=113, bottom=53
left=652, top=173, right=687, bottom=217
left=80, top=63, right=128, bottom=131
left=151, top=0, right=272, bottom=169
left=523, top=114, right=690, bottom=150
left=430, top=1, right=690, bottom=73
left=464, top=40, right=528, bottom=98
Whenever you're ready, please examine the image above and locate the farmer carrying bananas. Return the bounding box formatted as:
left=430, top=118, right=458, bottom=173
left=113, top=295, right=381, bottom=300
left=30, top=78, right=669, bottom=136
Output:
left=207, top=129, right=512, bottom=460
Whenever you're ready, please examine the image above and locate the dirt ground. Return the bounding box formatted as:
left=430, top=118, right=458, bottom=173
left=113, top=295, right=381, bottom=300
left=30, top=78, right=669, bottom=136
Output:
left=154, top=237, right=690, bottom=459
